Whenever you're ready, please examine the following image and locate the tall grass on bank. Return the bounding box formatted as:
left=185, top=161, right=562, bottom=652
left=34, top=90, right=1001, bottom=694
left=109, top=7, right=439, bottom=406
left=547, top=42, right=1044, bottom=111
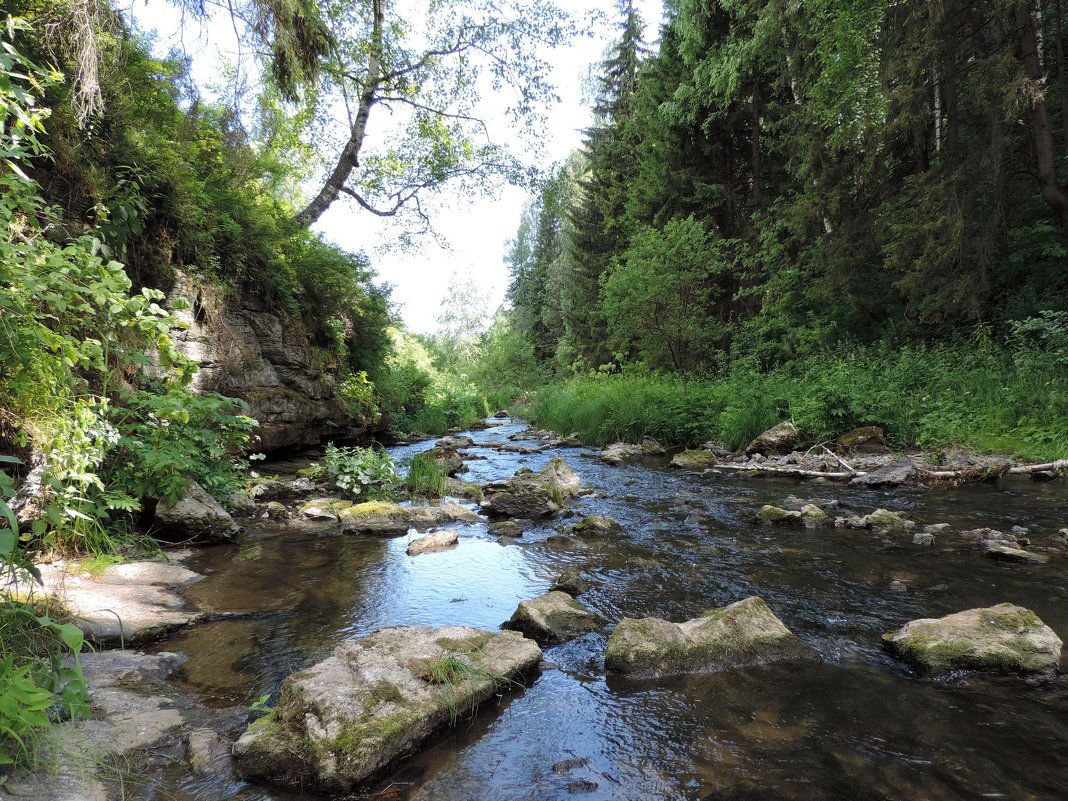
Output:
left=526, top=343, right=1068, bottom=461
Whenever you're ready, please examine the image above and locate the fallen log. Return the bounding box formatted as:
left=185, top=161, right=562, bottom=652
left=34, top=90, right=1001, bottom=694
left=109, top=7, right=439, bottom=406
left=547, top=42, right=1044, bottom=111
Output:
left=715, top=464, right=858, bottom=480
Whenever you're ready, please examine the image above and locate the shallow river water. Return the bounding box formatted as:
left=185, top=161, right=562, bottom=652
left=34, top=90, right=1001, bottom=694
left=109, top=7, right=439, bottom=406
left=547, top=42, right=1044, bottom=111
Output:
left=143, top=419, right=1068, bottom=801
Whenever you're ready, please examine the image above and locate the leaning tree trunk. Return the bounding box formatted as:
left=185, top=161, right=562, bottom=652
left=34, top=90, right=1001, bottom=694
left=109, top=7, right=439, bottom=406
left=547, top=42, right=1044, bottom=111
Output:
left=293, top=0, right=386, bottom=228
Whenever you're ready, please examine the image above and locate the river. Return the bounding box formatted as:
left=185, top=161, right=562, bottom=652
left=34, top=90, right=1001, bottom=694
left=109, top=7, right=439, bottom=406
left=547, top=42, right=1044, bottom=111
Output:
left=143, top=418, right=1068, bottom=801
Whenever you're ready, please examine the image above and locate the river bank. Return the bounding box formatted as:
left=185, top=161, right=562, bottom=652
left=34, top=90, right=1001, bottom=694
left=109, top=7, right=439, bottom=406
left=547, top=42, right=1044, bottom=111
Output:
left=5, top=416, right=1067, bottom=800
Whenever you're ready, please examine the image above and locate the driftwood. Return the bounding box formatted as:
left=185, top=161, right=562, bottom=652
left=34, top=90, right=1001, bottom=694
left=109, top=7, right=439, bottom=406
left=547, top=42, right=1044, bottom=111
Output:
left=717, top=457, right=1067, bottom=484
left=716, top=464, right=857, bottom=480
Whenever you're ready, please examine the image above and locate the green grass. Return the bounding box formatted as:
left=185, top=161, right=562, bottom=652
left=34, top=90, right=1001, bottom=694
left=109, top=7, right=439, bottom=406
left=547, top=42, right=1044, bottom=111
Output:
left=527, top=343, right=1068, bottom=461
left=404, top=452, right=449, bottom=498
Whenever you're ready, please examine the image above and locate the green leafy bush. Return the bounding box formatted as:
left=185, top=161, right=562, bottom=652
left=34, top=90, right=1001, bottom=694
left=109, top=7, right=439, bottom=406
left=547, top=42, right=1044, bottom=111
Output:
left=322, top=444, right=397, bottom=500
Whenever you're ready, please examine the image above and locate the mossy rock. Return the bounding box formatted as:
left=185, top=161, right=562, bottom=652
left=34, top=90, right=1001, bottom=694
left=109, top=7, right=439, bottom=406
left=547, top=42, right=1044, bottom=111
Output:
left=502, top=591, right=602, bottom=645
left=605, top=596, right=818, bottom=678
left=800, top=504, right=831, bottom=523
left=570, top=515, right=622, bottom=538
left=233, top=626, right=541, bottom=793
left=756, top=505, right=802, bottom=524
left=882, top=603, right=1062, bottom=677
left=669, top=450, right=718, bottom=470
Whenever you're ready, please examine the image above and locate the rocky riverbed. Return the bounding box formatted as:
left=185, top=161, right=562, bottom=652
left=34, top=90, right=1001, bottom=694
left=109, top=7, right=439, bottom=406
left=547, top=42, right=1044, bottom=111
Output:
left=7, top=417, right=1068, bottom=801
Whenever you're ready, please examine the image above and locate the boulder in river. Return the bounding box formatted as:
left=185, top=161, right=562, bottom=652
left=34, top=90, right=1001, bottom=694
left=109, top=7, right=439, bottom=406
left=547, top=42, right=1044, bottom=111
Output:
left=745, top=422, right=805, bottom=456
left=407, top=529, right=459, bottom=556
left=604, top=596, right=817, bottom=678
left=480, top=458, right=581, bottom=519
left=153, top=479, right=239, bottom=543
left=336, top=501, right=480, bottom=535
left=756, top=505, right=802, bottom=524
left=980, top=542, right=1049, bottom=564
left=502, top=591, right=601, bottom=644
left=882, top=604, right=1062, bottom=677
left=835, top=426, right=888, bottom=455
left=865, top=508, right=914, bottom=530
left=232, top=626, right=541, bottom=793
left=641, top=436, right=666, bottom=455
left=800, top=504, right=831, bottom=524
left=570, top=515, right=622, bottom=537
left=436, top=435, right=474, bottom=449
left=423, top=445, right=464, bottom=476
left=669, top=450, right=718, bottom=470
left=599, top=443, right=643, bottom=466
left=551, top=567, right=589, bottom=596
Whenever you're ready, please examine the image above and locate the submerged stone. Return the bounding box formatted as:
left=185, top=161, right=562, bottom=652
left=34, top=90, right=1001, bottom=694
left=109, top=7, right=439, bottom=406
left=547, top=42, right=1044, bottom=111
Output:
left=551, top=567, right=589, bottom=596
left=232, top=626, right=541, bottom=793
left=883, top=604, right=1062, bottom=677
left=604, top=596, right=817, bottom=678
left=503, top=591, right=601, bottom=644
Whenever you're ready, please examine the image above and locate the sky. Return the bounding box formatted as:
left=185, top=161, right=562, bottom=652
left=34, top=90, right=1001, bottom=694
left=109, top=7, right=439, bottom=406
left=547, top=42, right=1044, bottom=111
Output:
left=127, top=0, right=664, bottom=334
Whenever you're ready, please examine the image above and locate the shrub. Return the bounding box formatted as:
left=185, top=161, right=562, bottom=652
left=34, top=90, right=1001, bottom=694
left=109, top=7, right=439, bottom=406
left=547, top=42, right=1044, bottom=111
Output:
left=322, top=444, right=397, bottom=500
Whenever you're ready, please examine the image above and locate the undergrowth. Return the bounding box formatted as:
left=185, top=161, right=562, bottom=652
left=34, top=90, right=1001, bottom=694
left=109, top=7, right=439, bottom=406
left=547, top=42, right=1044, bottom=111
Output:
left=527, top=341, right=1068, bottom=461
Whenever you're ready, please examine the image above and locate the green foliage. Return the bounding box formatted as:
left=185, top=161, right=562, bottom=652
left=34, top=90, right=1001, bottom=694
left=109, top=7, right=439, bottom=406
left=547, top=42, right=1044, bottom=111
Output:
left=529, top=339, right=1068, bottom=461
left=322, top=444, right=397, bottom=500
left=404, top=452, right=448, bottom=499
left=375, top=329, right=486, bottom=436
left=335, top=371, right=379, bottom=423
left=0, top=597, right=90, bottom=768
left=603, top=216, right=728, bottom=371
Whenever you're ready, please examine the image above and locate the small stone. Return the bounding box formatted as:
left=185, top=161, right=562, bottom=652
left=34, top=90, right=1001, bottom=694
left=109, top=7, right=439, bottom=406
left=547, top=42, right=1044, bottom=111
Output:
left=567, top=779, right=599, bottom=794
left=889, top=580, right=908, bottom=594
left=599, top=442, right=643, bottom=466
left=552, top=757, right=590, bottom=773
left=407, top=529, right=459, bottom=556
left=489, top=520, right=524, bottom=538
left=924, top=523, right=951, bottom=534
left=912, top=532, right=935, bottom=547
left=1010, top=525, right=1031, bottom=536
left=551, top=567, right=589, bottom=596
left=641, top=436, right=666, bottom=455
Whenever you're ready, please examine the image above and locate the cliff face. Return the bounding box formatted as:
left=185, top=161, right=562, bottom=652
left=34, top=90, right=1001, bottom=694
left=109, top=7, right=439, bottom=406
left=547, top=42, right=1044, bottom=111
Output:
left=168, top=273, right=359, bottom=453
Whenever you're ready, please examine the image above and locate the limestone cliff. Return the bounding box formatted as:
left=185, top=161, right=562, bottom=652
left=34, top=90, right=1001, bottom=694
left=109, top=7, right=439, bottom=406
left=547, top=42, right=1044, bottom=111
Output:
left=168, top=272, right=363, bottom=453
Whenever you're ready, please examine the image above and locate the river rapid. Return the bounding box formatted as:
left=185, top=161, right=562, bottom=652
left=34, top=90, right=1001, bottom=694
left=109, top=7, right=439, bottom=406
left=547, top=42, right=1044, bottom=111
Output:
left=144, top=418, right=1068, bottom=801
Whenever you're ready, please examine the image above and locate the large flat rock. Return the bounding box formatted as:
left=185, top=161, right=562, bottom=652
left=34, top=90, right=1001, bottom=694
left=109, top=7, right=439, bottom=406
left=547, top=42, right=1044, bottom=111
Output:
left=233, top=625, right=542, bottom=793
left=26, top=563, right=203, bottom=646
left=883, top=603, right=1062, bottom=677
left=336, top=501, right=480, bottom=535
left=605, top=596, right=817, bottom=678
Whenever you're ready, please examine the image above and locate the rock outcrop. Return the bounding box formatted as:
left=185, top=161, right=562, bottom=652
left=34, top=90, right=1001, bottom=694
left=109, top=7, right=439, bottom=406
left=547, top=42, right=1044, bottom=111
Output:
left=883, top=604, right=1062, bottom=677
left=503, top=591, right=601, bottom=644
left=169, top=271, right=376, bottom=452
left=232, top=626, right=542, bottom=793
left=481, top=458, right=581, bottom=518
left=605, top=596, right=817, bottom=678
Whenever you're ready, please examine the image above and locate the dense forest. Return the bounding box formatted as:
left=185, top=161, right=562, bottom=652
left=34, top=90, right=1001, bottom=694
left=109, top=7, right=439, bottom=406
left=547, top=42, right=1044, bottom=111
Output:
left=499, top=0, right=1068, bottom=457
